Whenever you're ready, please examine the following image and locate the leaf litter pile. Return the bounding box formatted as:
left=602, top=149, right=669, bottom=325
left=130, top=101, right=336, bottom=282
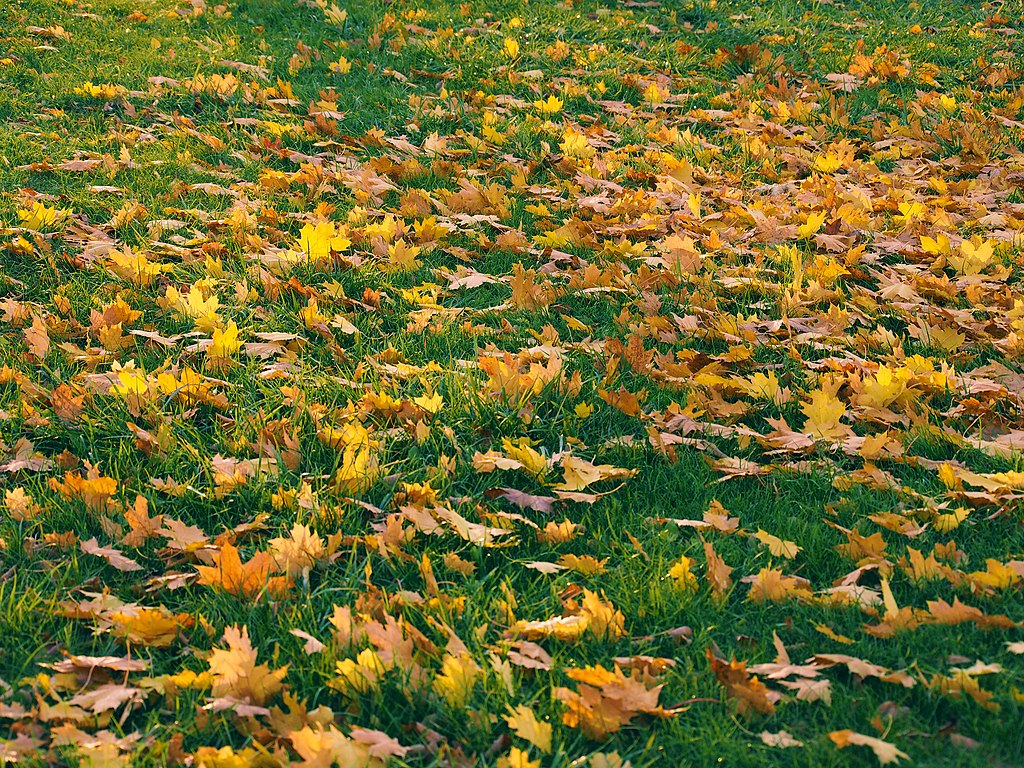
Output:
left=2, top=0, right=1024, bottom=765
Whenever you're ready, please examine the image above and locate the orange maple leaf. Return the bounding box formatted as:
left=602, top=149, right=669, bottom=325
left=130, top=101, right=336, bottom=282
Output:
left=196, top=541, right=292, bottom=599
left=707, top=648, right=779, bottom=715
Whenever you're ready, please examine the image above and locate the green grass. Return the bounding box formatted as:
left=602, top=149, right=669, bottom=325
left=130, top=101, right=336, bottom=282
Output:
left=2, top=0, right=1024, bottom=765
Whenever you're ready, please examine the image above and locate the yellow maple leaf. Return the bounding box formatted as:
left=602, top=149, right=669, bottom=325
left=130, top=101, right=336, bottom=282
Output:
left=504, top=705, right=552, bottom=753
left=741, top=371, right=788, bottom=405
left=934, top=507, right=970, bottom=533
left=813, top=152, right=843, bottom=173
left=968, top=558, right=1018, bottom=590
left=290, top=726, right=370, bottom=768
left=558, top=553, right=608, bottom=575
left=746, top=567, right=813, bottom=604
left=110, top=607, right=193, bottom=648
left=53, top=467, right=118, bottom=512
left=318, top=421, right=379, bottom=493
left=533, top=95, right=564, bottom=115
left=259, top=168, right=292, bottom=191
left=18, top=201, right=67, bottom=232
left=511, top=614, right=589, bottom=642
left=208, top=321, right=242, bottom=361
left=433, top=653, right=480, bottom=707
left=76, top=81, right=122, bottom=99
left=383, top=239, right=422, bottom=272
left=321, top=2, right=348, bottom=25
left=560, top=129, right=595, bottom=159
left=296, top=221, right=350, bottom=263
left=498, top=747, right=540, bottom=768
left=289, top=724, right=406, bottom=767
left=643, top=82, right=668, bottom=104
left=270, top=523, right=326, bottom=577
left=24, top=315, right=49, bottom=360
left=753, top=529, right=802, bottom=559
left=828, top=730, right=908, bottom=765
left=556, top=662, right=671, bottom=740
left=856, top=364, right=913, bottom=409
left=920, top=232, right=951, bottom=257
left=299, top=298, right=330, bottom=330
left=668, top=556, right=698, bottom=592
left=329, top=56, right=351, bottom=74
left=895, top=201, right=926, bottom=230
left=537, top=519, right=579, bottom=544
left=413, top=391, right=444, bottom=414
left=797, top=210, right=826, bottom=238
left=801, top=389, right=849, bottom=440
left=948, top=235, right=994, bottom=276
left=164, top=285, right=221, bottom=331
left=192, top=746, right=261, bottom=768
left=207, top=625, right=288, bottom=705
left=580, top=588, right=625, bottom=640
left=4, top=487, right=39, bottom=521
left=502, top=437, right=548, bottom=478
left=661, top=233, right=703, bottom=274
left=333, top=648, right=386, bottom=695
left=556, top=455, right=635, bottom=491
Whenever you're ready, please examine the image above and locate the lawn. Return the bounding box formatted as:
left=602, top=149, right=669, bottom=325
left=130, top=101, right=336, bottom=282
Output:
left=2, top=0, right=1024, bottom=765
